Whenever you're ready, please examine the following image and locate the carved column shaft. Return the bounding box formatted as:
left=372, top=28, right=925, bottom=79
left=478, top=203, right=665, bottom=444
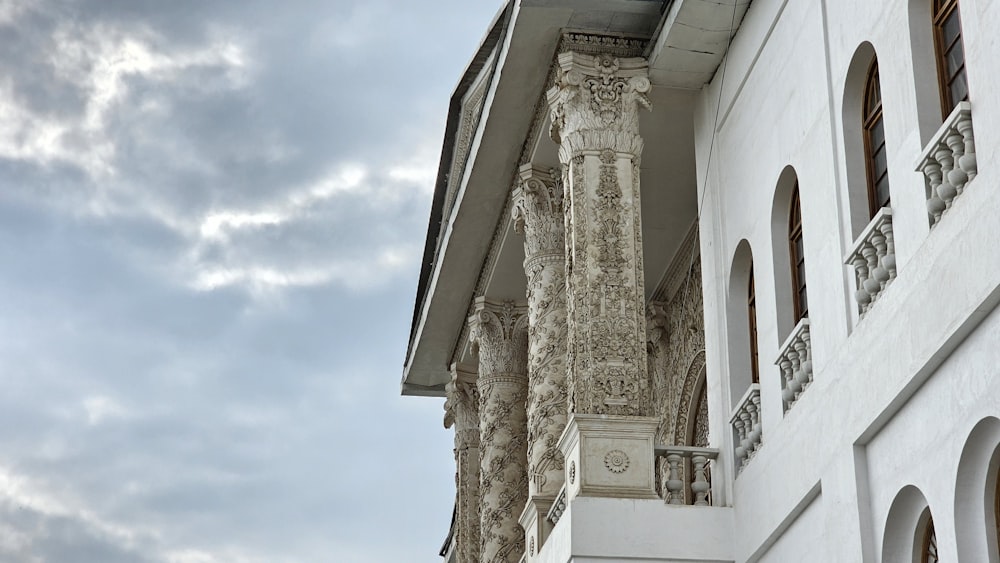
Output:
left=445, top=363, right=481, bottom=563
left=469, top=298, right=529, bottom=563
left=547, top=51, right=652, bottom=416
left=513, top=165, right=569, bottom=500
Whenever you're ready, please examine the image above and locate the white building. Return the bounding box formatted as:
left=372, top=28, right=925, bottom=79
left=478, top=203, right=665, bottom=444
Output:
left=401, top=0, right=1000, bottom=561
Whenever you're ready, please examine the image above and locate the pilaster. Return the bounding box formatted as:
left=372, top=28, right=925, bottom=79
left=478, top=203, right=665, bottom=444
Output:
left=468, top=298, right=529, bottom=563
left=445, top=362, right=481, bottom=563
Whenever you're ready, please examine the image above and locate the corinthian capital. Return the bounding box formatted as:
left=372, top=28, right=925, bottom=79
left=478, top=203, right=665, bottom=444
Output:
left=513, top=164, right=564, bottom=262
left=444, top=363, right=479, bottom=433
left=468, top=297, right=529, bottom=379
left=546, top=51, right=651, bottom=160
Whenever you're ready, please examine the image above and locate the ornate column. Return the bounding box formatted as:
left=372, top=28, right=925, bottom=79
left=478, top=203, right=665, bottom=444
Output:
left=512, top=165, right=568, bottom=555
left=547, top=49, right=659, bottom=500
left=444, top=363, right=480, bottom=563
left=468, top=298, right=529, bottom=563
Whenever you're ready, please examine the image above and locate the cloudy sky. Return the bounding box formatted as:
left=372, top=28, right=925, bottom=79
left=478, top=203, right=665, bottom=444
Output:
left=0, top=0, right=502, bottom=561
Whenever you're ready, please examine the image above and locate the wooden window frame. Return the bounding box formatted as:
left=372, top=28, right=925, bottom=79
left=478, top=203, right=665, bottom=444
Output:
left=933, top=0, right=968, bottom=118
left=920, top=514, right=938, bottom=563
left=788, top=183, right=808, bottom=322
left=863, top=59, right=890, bottom=218
left=748, top=264, right=759, bottom=384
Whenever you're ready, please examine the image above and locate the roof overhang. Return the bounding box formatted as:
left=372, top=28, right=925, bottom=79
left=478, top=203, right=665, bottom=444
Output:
left=402, top=0, right=750, bottom=396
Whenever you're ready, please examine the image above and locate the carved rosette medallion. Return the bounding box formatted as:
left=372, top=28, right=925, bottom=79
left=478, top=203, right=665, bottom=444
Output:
left=445, top=363, right=481, bottom=563
left=513, top=165, right=569, bottom=500
left=547, top=51, right=652, bottom=417
left=468, top=298, right=529, bottom=563
left=604, top=450, right=630, bottom=473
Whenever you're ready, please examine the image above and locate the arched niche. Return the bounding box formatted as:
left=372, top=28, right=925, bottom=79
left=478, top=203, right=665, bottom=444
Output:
left=955, top=416, right=1000, bottom=563
left=882, top=485, right=932, bottom=563
left=769, top=165, right=802, bottom=341
left=725, top=239, right=754, bottom=408
left=842, top=42, right=881, bottom=239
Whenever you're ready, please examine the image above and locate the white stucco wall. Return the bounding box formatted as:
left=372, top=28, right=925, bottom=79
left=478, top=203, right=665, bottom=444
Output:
left=693, top=0, right=1000, bottom=561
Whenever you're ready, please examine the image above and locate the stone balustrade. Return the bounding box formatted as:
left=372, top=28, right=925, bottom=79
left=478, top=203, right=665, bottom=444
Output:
left=775, top=318, right=812, bottom=412
left=730, top=384, right=762, bottom=472
left=545, top=484, right=567, bottom=526
left=917, top=101, right=976, bottom=226
left=654, top=445, right=719, bottom=506
left=845, top=208, right=896, bottom=317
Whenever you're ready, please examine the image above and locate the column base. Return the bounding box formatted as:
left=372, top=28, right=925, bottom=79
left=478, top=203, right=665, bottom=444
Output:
left=557, top=414, right=660, bottom=501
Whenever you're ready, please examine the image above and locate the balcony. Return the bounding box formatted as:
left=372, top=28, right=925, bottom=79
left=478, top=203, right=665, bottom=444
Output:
left=655, top=445, right=719, bottom=506
left=775, top=318, right=813, bottom=412
left=917, top=101, right=976, bottom=226
left=845, top=207, right=896, bottom=317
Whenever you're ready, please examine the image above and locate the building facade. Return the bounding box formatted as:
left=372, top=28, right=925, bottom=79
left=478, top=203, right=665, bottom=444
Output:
left=401, top=0, right=1000, bottom=561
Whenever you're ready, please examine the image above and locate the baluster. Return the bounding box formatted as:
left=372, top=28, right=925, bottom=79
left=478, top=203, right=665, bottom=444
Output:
left=799, top=326, right=813, bottom=387
left=779, top=357, right=795, bottom=409
left=870, top=230, right=889, bottom=293
left=879, top=220, right=896, bottom=282
left=691, top=454, right=710, bottom=506
left=935, top=144, right=957, bottom=211
left=862, top=243, right=881, bottom=302
left=956, top=115, right=977, bottom=182
left=665, top=453, right=684, bottom=505
left=923, top=158, right=945, bottom=225
left=793, top=336, right=810, bottom=393
left=748, top=394, right=762, bottom=454
left=734, top=418, right=747, bottom=468
left=852, top=255, right=871, bottom=312
left=946, top=131, right=968, bottom=195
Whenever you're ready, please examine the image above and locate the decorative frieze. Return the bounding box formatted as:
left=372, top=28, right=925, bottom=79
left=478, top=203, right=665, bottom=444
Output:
left=775, top=318, right=813, bottom=413
left=513, top=166, right=569, bottom=501
left=918, top=101, right=976, bottom=226
left=469, top=298, right=529, bottom=563
left=845, top=208, right=896, bottom=317
left=444, top=363, right=481, bottom=563
left=547, top=50, right=652, bottom=417
left=730, top=384, right=762, bottom=473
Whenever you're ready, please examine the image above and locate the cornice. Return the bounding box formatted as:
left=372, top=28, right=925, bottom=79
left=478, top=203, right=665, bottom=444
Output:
left=652, top=220, right=701, bottom=303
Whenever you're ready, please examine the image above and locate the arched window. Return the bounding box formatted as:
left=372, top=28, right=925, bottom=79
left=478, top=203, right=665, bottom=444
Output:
left=863, top=59, right=890, bottom=218
left=788, top=184, right=808, bottom=322
left=748, top=264, right=759, bottom=384
left=933, top=0, right=968, bottom=118
left=921, top=514, right=939, bottom=563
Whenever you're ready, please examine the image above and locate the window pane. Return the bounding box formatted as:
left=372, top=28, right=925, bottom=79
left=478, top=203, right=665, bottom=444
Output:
left=942, top=11, right=961, bottom=46
left=869, top=119, right=885, bottom=149
left=950, top=72, right=969, bottom=105
left=794, top=238, right=803, bottom=257
left=875, top=175, right=891, bottom=209
left=946, top=43, right=965, bottom=77
left=873, top=145, right=888, bottom=178
left=798, top=290, right=808, bottom=317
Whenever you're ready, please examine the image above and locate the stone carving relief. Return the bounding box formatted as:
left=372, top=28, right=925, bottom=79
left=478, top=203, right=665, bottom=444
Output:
left=547, top=51, right=652, bottom=418
left=445, top=364, right=481, bottom=563
left=604, top=450, right=630, bottom=474
left=645, top=256, right=707, bottom=499
left=468, top=299, right=529, bottom=563
left=547, top=51, right=650, bottom=159
left=513, top=166, right=569, bottom=500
